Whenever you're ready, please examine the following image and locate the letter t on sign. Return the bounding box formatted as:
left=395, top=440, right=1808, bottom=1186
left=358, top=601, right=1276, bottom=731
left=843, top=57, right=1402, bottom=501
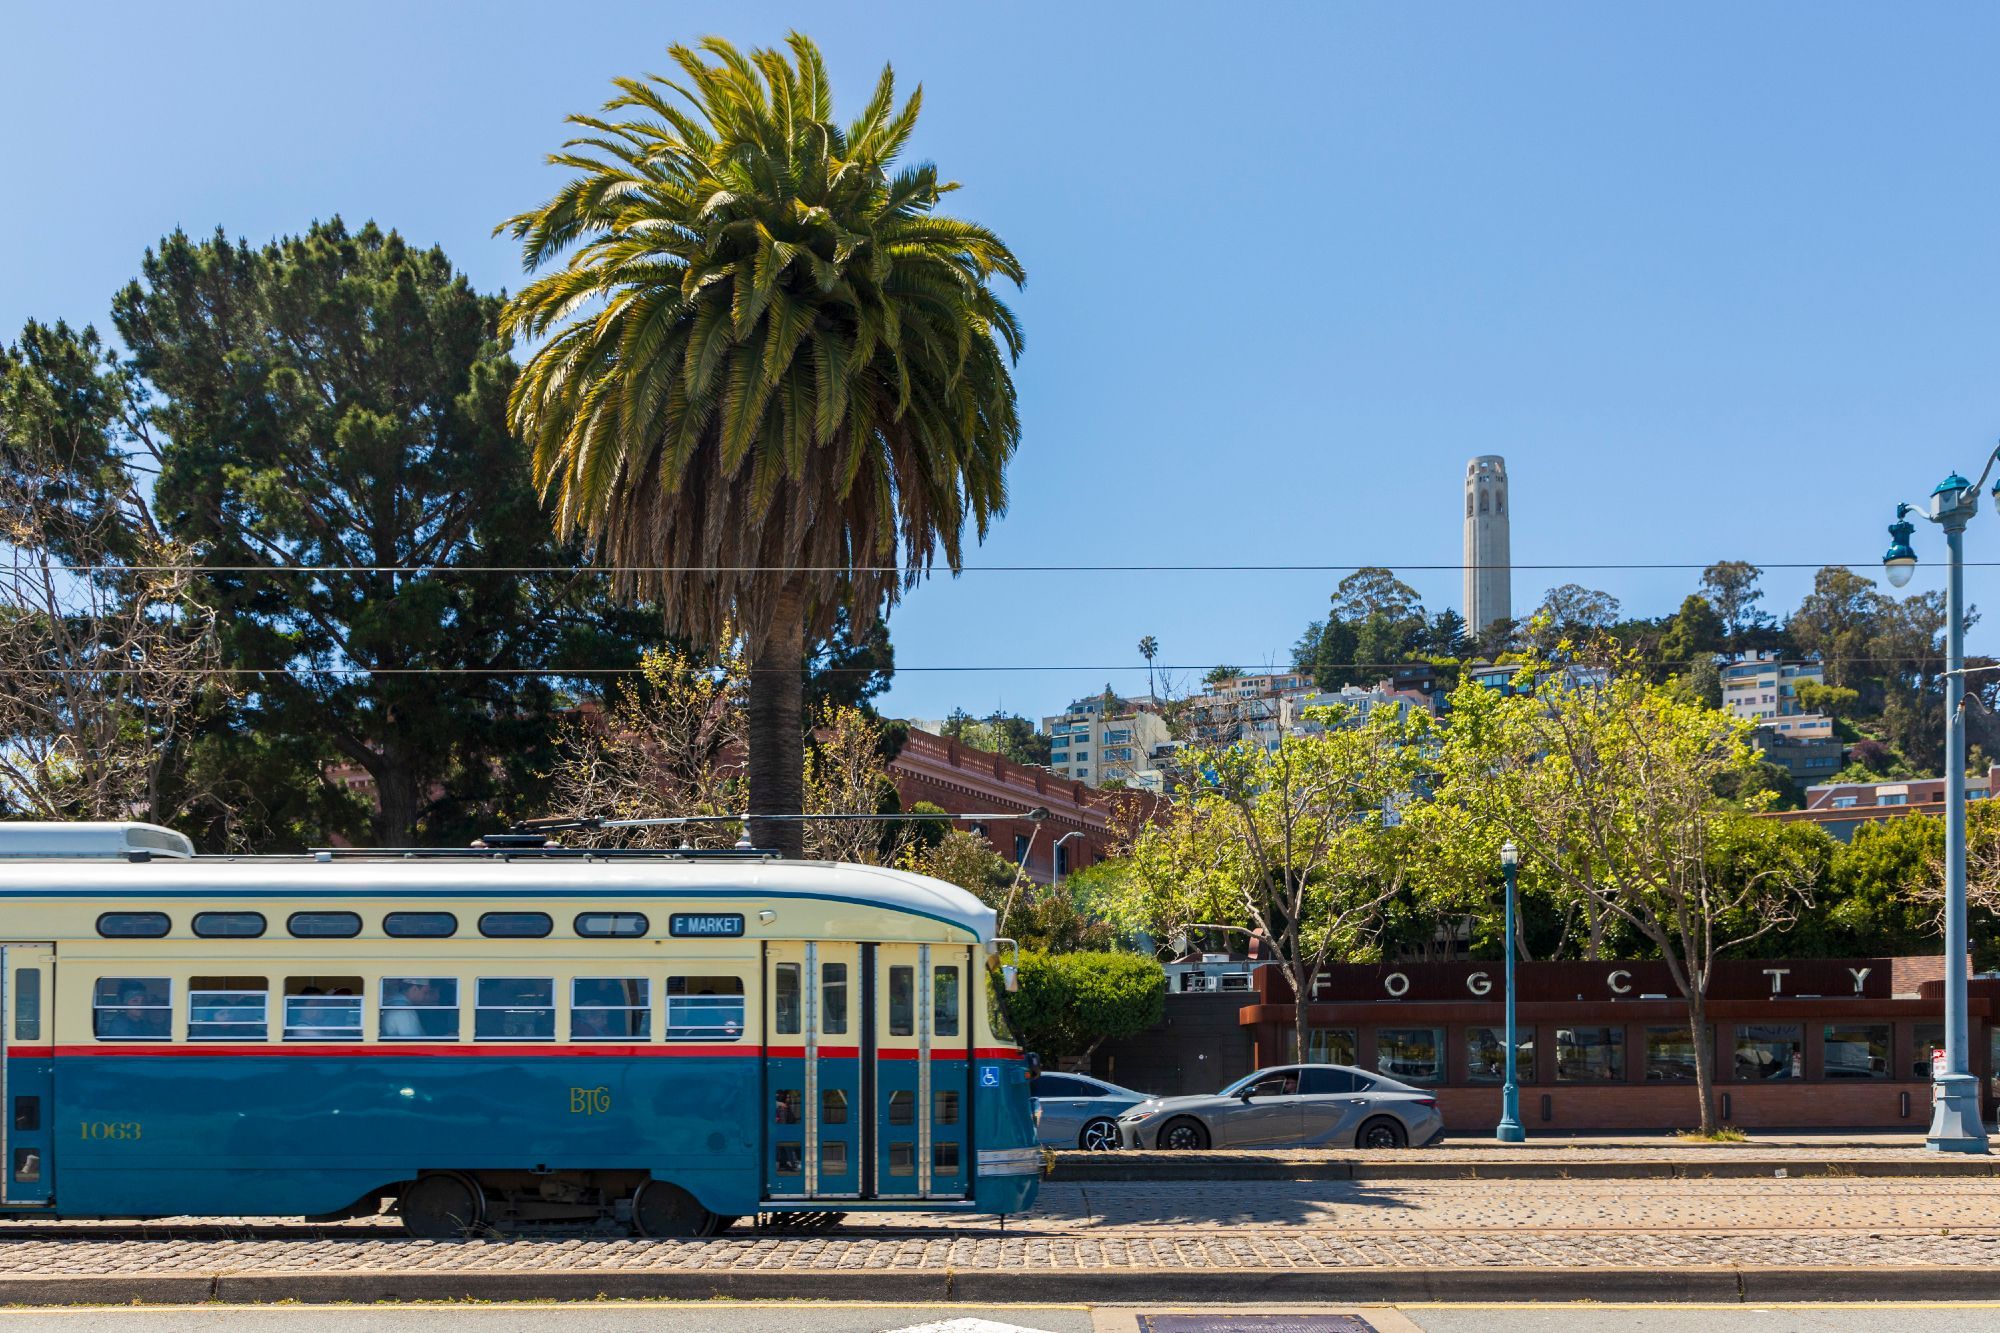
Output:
left=1763, top=968, right=1790, bottom=995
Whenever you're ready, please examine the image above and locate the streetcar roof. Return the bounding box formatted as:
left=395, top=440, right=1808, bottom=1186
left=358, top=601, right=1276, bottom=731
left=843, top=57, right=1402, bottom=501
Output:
left=0, top=851, right=998, bottom=941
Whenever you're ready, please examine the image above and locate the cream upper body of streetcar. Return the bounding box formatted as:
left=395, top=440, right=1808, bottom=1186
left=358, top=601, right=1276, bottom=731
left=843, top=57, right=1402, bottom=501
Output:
left=0, top=821, right=1001, bottom=949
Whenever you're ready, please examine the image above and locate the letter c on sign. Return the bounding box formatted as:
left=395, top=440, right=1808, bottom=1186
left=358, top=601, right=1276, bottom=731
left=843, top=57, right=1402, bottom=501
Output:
left=1607, top=970, right=1632, bottom=995
left=1467, top=971, right=1492, bottom=997
left=1384, top=972, right=1410, bottom=998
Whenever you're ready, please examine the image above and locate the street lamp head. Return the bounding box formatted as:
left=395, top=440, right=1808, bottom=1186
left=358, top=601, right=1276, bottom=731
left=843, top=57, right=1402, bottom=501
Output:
left=1931, top=472, right=1974, bottom=521
left=1500, top=841, right=1518, bottom=869
left=1884, top=506, right=1918, bottom=589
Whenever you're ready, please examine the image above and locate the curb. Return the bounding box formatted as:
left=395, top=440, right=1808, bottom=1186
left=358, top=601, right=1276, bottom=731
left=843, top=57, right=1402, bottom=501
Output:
left=8, top=1266, right=2000, bottom=1307
left=1048, top=1154, right=1996, bottom=1182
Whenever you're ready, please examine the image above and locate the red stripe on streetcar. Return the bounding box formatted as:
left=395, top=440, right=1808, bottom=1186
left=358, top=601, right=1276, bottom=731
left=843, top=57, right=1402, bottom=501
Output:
left=6, top=1045, right=53, bottom=1059
left=52, top=1043, right=758, bottom=1059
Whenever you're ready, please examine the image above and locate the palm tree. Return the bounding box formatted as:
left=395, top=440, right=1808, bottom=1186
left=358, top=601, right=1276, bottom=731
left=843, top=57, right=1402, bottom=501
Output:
left=499, top=34, right=1025, bottom=856
left=1137, top=635, right=1159, bottom=701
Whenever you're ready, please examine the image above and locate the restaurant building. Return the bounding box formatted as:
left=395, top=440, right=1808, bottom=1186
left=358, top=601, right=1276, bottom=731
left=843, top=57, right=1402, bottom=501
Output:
left=1093, top=955, right=1999, bottom=1131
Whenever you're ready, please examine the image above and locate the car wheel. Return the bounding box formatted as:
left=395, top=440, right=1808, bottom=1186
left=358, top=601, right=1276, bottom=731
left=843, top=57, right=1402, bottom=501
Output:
left=633, top=1179, right=719, bottom=1237
left=1078, top=1117, right=1121, bottom=1151
left=1356, top=1115, right=1408, bottom=1150
left=398, top=1172, right=484, bottom=1239
left=1157, top=1117, right=1210, bottom=1151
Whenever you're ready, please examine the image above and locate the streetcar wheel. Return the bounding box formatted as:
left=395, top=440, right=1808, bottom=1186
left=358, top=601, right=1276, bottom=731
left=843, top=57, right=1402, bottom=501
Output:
left=634, top=1179, right=717, bottom=1238
left=1078, top=1117, right=1121, bottom=1152
left=1157, top=1117, right=1209, bottom=1151
left=398, top=1173, right=484, bottom=1239
left=1357, top=1116, right=1408, bottom=1150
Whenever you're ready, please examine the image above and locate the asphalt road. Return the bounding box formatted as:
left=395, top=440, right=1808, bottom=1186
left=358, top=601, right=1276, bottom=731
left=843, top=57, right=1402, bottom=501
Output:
left=3, top=1305, right=2000, bottom=1333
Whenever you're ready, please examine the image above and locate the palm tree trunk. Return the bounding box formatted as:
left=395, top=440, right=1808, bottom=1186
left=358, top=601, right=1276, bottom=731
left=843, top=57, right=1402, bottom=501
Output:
left=747, top=586, right=807, bottom=859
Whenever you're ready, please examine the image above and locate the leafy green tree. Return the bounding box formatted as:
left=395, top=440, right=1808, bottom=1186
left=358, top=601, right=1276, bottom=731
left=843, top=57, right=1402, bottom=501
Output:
left=1794, top=681, right=1860, bottom=721
left=1525, top=584, right=1622, bottom=651
left=501, top=34, right=1024, bottom=859
left=940, top=709, right=1051, bottom=765
left=114, top=220, right=641, bottom=847
left=1790, top=567, right=1889, bottom=689
left=1434, top=647, right=1815, bottom=1134
left=1111, top=702, right=1431, bottom=1060
left=1000, top=951, right=1165, bottom=1065
left=1660, top=594, right=1725, bottom=668
left=1425, top=608, right=1468, bottom=658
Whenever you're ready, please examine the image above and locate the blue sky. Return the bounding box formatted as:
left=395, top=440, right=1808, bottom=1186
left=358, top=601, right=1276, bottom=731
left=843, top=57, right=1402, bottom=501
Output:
left=6, top=3, right=1999, bottom=721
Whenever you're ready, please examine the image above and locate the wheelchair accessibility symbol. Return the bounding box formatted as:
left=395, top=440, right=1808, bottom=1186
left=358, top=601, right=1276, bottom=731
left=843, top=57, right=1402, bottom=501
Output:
left=979, top=1065, right=1000, bottom=1088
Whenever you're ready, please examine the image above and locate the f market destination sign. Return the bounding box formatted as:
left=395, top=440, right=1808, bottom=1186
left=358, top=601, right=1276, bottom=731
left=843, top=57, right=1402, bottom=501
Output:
left=1303, top=959, right=1894, bottom=1004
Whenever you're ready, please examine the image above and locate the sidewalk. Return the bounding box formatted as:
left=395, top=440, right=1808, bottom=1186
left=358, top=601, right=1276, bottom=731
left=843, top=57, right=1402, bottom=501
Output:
left=8, top=1175, right=2000, bottom=1306
left=1051, top=1130, right=1983, bottom=1180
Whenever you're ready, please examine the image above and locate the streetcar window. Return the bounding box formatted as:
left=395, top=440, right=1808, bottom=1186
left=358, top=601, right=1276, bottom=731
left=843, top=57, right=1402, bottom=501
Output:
left=571, top=978, right=650, bottom=1039
left=384, top=912, right=457, bottom=938
left=664, top=975, right=745, bottom=1041
left=934, top=1141, right=960, bottom=1174
left=887, top=1142, right=915, bottom=1177
left=92, top=978, right=170, bottom=1040
left=933, top=967, right=961, bottom=1038
left=188, top=977, right=269, bottom=1041
left=935, top=1089, right=960, bottom=1126
left=96, top=912, right=170, bottom=938
left=574, top=912, right=649, bottom=938
left=888, top=1089, right=915, bottom=1125
left=14, top=968, right=40, bottom=1040
left=288, top=911, right=361, bottom=939
left=774, top=1142, right=803, bottom=1177
left=888, top=966, right=914, bottom=1036
left=822, top=962, right=848, bottom=1035
left=193, top=911, right=266, bottom=938
left=381, top=977, right=459, bottom=1039
left=478, top=912, right=552, bottom=939
left=822, top=1088, right=849, bottom=1125
left=773, top=964, right=802, bottom=1035
left=821, top=1141, right=847, bottom=1174
left=475, top=978, right=554, bottom=1040
left=283, top=977, right=363, bottom=1041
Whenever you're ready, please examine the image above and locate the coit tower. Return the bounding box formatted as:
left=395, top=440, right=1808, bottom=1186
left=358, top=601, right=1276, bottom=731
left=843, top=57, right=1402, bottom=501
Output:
left=1463, top=456, right=1511, bottom=636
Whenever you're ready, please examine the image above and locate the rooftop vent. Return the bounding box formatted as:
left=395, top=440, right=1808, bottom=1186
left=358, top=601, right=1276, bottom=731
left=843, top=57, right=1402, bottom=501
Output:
left=0, top=821, right=196, bottom=860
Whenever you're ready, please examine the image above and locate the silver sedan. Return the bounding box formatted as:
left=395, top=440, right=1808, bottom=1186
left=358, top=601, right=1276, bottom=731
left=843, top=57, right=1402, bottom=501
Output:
left=1032, top=1072, right=1153, bottom=1150
left=1115, top=1063, right=1444, bottom=1150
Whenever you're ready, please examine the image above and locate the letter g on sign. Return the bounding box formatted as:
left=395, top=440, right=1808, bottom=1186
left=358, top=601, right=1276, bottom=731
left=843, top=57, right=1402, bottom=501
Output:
left=1467, top=971, right=1492, bottom=997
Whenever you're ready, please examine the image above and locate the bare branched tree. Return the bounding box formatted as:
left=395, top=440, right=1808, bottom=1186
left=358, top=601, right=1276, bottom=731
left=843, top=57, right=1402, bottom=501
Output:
left=0, top=321, right=224, bottom=826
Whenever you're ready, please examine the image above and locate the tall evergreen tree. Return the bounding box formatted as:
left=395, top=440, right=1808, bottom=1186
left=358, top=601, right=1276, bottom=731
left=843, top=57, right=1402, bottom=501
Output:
left=115, top=220, right=645, bottom=846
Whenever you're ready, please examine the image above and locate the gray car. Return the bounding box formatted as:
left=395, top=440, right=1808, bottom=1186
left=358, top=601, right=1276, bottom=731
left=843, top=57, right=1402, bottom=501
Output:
left=1031, top=1072, right=1152, bottom=1150
left=1115, top=1063, right=1444, bottom=1150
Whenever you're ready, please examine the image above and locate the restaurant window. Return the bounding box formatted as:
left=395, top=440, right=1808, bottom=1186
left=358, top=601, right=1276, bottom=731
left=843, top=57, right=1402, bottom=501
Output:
left=380, top=977, right=458, bottom=1039
left=188, top=977, right=269, bottom=1041
left=1734, top=1023, right=1803, bottom=1081
left=475, top=978, right=554, bottom=1040
left=1375, top=1027, right=1444, bottom=1084
left=1556, top=1026, right=1625, bottom=1082
left=1645, top=1026, right=1708, bottom=1082
left=1295, top=1028, right=1358, bottom=1066
left=1466, top=1026, right=1537, bottom=1084
left=92, top=978, right=170, bottom=1040
left=282, top=977, right=363, bottom=1040
left=192, top=911, right=266, bottom=938
left=665, top=975, right=744, bottom=1041
left=1822, top=1023, right=1890, bottom=1080
left=572, top=978, right=650, bottom=1039
left=1913, top=1023, right=1946, bottom=1079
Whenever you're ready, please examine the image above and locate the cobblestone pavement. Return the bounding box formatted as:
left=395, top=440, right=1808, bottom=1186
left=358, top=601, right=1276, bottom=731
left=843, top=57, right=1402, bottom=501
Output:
left=6, top=1177, right=2000, bottom=1277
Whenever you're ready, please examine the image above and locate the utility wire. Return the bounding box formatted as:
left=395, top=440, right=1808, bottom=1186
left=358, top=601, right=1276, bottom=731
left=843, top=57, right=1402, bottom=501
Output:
left=12, top=560, right=1973, bottom=575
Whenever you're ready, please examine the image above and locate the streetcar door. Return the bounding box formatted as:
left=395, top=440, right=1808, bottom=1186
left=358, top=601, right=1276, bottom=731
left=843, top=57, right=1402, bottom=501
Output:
left=1, top=944, right=54, bottom=1208
left=873, top=944, right=973, bottom=1201
left=763, top=942, right=867, bottom=1201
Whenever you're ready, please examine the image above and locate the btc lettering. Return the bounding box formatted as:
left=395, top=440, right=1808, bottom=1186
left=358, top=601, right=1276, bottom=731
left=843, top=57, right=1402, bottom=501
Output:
left=569, top=1086, right=612, bottom=1115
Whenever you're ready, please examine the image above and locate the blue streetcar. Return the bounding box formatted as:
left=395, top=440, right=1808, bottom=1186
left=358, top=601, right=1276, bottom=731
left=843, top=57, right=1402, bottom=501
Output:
left=0, top=822, right=1042, bottom=1236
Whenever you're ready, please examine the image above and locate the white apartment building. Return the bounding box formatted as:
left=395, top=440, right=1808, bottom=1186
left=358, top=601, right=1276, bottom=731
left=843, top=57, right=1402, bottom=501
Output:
left=1042, top=695, right=1171, bottom=788
left=1720, top=651, right=1824, bottom=722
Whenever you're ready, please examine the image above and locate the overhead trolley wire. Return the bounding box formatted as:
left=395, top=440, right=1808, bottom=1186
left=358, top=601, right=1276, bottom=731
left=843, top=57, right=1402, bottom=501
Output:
left=14, top=560, right=1980, bottom=576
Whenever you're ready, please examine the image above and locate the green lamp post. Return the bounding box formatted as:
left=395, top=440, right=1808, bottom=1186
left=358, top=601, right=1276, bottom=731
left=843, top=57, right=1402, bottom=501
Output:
left=1881, top=451, right=1997, bottom=1154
